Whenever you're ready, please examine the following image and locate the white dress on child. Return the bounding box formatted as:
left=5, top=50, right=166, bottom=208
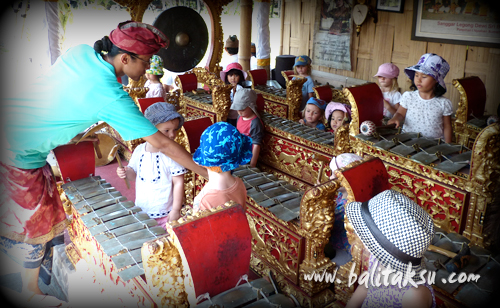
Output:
left=127, top=143, right=187, bottom=218
left=399, top=90, right=453, bottom=139
left=382, top=90, right=401, bottom=118
left=145, top=80, right=166, bottom=100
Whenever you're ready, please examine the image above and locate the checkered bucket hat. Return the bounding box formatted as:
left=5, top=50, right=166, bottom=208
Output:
left=193, top=122, right=253, bottom=172
left=146, top=55, right=164, bottom=75
left=404, top=53, right=450, bottom=93
left=345, top=189, right=434, bottom=277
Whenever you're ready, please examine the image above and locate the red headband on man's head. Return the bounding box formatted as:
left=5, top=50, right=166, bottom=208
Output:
left=109, top=21, right=169, bottom=55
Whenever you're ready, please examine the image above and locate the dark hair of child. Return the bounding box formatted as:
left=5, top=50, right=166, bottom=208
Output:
left=325, top=111, right=350, bottom=130
left=225, top=47, right=239, bottom=55
left=224, top=69, right=245, bottom=86
left=410, top=81, right=446, bottom=97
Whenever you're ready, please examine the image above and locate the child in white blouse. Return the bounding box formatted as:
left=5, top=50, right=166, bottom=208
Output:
left=373, top=63, right=401, bottom=119
left=388, top=53, right=453, bottom=143
left=116, top=103, right=187, bottom=228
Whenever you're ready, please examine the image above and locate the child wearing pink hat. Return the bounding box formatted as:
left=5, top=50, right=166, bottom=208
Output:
left=220, top=62, right=248, bottom=126
left=374, top=63, right=401, bottom=119
left=325, top=102, right=352, bottom=134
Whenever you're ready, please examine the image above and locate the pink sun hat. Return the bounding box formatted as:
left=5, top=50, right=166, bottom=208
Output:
left=373, top=63, right=400, bottom=79
left=220, top=62, right=248, bottom=82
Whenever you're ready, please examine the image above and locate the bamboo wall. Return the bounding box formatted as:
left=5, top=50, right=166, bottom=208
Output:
left=280, top=0, right=500, bottom=114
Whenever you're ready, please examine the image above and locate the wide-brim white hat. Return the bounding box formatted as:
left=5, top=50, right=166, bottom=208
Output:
left=345, top=189, right=434, bottom=277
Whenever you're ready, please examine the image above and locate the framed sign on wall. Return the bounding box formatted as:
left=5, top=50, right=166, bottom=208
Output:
left=376, top=0, right=404, bottom=13
left=411, top=0, right=500, bottom=48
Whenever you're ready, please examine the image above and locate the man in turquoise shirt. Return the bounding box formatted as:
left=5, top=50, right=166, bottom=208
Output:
left=0, top=21, right=207, bottom=303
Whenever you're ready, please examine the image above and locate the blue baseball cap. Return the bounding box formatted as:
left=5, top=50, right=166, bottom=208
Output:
left=294, top=55, right=312, bottom=67
left=306, top=97, right=327, bottom=111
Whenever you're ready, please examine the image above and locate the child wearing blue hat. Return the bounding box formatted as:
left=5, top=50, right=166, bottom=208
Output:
left=292, top=55, right=316, bottom=111
left=299, top=97, right=327, bottom=131
left=192, top=122, right=253, bottom=212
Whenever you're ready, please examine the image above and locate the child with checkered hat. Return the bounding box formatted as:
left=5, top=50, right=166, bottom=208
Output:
left=145, top=55, right=166, bottom=100
left=192, top=122, right=252, bottom=212
left=345, top=190, right=436, bottom=308
left=116, top=102, right=187, bottom=227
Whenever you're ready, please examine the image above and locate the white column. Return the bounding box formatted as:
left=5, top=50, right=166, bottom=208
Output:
left=255, top=0, right=271, bottom=78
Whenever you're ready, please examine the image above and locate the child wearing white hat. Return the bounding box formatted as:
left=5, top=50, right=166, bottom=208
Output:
left=345, top=190, right=436, bottom=308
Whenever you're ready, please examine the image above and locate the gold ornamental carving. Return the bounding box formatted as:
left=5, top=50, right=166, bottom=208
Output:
left=335, top=160, right=371, bottom=303
left=469, top=123, right=500, bottom=195
left=141, top=236, right=189, bottom=307
left=342, top=87, right=360, bottom=137
left=386, top=166, right=466, bottom=233
left=246, top=207, right=301, bottom=283
left=177, top=68, right=232, bottom=123
left=284, top=74, right=306, bottom=122
left=333, top=124, right=352, bottom=156
left=299, top=180, right=338, bottom=295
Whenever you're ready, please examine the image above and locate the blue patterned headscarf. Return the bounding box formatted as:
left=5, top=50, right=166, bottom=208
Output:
left=193, top=122, right=253, bottom=172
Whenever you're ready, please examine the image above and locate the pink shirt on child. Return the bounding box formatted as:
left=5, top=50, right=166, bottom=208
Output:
left=195, top=177, right=247, bottom=211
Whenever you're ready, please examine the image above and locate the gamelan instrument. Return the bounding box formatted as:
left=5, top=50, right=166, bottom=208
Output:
left=54, top=140, right=297, bottom=307
left=247, top=69, right=305, bottom=121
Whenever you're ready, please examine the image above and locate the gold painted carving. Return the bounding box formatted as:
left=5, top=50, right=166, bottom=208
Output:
left=342, top=88, right=360, bottom=137
left=284, top=75, right=306, bottom=122
left=469, top=123, right=500, bottom=195
left=202, top=0, right=233, bottom=74
left=335, top=162, right=371, bottom=303
left=250, top=72, right=304, bottom=121
left=260, top=136, right=329, bottom=187
left=333, top=124, right=352, bottom=156
left=246, top=207, right=301, bottom=283
left=177, top=68, right=232, bottom=123
left=452, top=78, right=469, bottom=146
left=299, top=180, right=338, bottom=296
left=387, top=166, right=466, bottom=233
left=141, top=236, right=189, bottom=307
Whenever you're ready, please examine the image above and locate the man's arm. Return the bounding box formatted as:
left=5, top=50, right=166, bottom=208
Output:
left=143, top=132, right=208, bottom=179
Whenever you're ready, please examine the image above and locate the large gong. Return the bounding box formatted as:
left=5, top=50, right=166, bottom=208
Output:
left=153, top=6, right=209, bottom=72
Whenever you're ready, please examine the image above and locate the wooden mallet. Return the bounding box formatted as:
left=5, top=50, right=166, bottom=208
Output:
left=109, top=144, right=130, bottom=190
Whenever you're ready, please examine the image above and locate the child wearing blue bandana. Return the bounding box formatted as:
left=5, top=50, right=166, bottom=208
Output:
left=192, top=122, right=253, bottom=212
